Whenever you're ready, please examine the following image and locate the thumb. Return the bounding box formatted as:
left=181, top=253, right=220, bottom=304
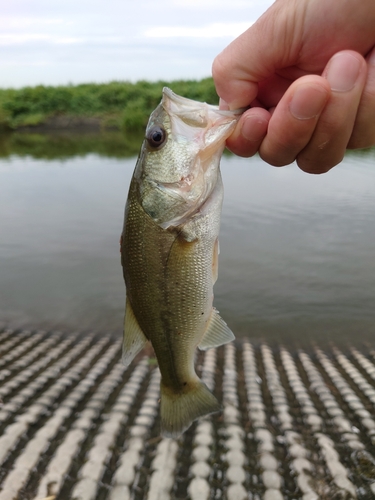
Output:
left=212, top=1, right=301, bottom=109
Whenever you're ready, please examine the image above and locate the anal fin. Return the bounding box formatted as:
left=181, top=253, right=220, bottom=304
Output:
left=122, top=297, right=148, bottom=367
left=198, top=308, right=235, bottom=351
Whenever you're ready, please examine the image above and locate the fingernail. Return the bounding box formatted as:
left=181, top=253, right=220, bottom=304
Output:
left=242, top=114, right=267, bottom=142
left=219, top=98, right=229, bottom=110
left=325, top=52, right=361, bottom=92
left=289, top=86, right=328, bottom=120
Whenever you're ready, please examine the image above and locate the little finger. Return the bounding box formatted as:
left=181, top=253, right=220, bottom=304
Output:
left=297, top=51, right=367, bottom=173
left=347, top=46, right=375, bottom=149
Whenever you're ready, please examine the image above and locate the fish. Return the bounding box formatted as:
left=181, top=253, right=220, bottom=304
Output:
left=120, top=87, right=241, bottom=437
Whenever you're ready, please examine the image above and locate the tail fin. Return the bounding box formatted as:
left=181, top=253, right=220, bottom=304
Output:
left=160, top=379, right=221, bottom=438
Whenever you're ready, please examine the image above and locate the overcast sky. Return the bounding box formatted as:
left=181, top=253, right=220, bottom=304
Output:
left=0, top=0, right=274, bottom=88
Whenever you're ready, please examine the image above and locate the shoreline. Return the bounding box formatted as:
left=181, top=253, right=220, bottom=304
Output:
left=6, top=114, right=121, bottom=132
left=0, top=77, right=218, bottom=134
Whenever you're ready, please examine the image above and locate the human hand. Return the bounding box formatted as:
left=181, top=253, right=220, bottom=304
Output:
left=212, top=0, right=375, bottom=173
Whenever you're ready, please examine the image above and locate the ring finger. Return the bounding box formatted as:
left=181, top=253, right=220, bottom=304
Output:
left=297, top=51, right=367, bottom=173
left=258, top=75, right=331, bottom=167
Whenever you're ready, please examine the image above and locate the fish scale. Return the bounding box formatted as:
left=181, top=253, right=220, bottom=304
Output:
left=120, top=87, right=240, bottom=437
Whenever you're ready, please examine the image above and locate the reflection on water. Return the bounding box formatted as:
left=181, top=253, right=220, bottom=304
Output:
left=218, top=150, right=375, bottom=344
left=0, top=130, right=144, bottom=159
left=1, top=131, right=375, bottom=345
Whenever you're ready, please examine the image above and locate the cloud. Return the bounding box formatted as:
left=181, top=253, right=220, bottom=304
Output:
left=144, top=22, right=252, bottom=39
left=0, top=34, right=50, bottom=45
left=0, top=33, right=128, bottom=47
left=170, top=0, right=257, bottom=8
left=0, top=34, right=87, bottom=46
left=0, top=16, right=64, bottom=30
left=0, top=0, right=272, bottom=87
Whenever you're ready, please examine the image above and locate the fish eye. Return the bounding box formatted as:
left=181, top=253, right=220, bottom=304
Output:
left=146, top=126, right=167, bottom=149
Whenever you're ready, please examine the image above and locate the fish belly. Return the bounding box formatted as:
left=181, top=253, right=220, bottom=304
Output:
left=122, top=175, right=230, bottom=436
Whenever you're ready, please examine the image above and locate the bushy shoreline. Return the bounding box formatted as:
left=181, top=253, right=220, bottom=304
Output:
left=0, top=78, right=217, bottom=132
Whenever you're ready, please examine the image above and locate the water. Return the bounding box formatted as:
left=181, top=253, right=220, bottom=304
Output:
left=1, top=131, right=375, bottom=345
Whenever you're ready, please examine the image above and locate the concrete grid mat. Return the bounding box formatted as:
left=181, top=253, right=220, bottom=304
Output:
left=0, top=327, right=375, bottom=499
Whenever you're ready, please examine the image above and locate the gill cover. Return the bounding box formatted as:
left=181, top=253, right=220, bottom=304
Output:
left=135, top=88, right=241, bottom=228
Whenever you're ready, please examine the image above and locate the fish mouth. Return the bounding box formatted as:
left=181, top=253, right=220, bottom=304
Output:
left=162, top=87, right=244, bottom=119
left=161, top=87, right=242, bottom=153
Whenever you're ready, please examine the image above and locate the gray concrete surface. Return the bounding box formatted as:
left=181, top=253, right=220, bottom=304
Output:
left=1, top=328, right=375, bottom=499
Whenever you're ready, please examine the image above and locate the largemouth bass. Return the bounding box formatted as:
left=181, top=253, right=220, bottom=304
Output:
left=120, top=88, right=240, bottom=437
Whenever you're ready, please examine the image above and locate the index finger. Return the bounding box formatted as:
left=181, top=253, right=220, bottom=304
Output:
left=212, top=47, right=259, bottom=110
left=212, top=2, right=297, bottom=108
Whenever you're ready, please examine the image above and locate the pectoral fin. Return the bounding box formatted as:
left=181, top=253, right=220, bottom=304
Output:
left=122, top=297, right=148, bottom=367
left=198, top=308, right=235, bottom=351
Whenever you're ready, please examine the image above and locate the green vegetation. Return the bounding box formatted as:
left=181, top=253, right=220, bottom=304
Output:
left=0, top=130, right=144, bottom=159
left=0, top=78, right=218, bottom=132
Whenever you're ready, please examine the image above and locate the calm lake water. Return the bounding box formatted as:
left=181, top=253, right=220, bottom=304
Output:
left=1, top=131, right=375, bottom=345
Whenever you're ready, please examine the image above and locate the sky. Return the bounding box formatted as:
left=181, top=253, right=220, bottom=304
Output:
left=0, top=0, right=274, bottom=88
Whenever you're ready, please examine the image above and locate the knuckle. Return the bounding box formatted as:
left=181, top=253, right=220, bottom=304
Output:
left=211, top=54, right=227, bottom=84
left=297, top=162, right=332, bottom=175
left=296, top=151, right=343, bottom=174
left=259, top=137, right=298, bottom=167
left=259, top=150, right=291, bottom=167
left=227, top=142, right=257, bottom=158
left=347, top=129, right=375, bottom=149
